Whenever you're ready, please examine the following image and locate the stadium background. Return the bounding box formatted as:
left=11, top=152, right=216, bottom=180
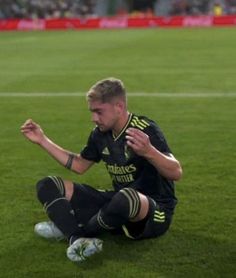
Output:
left=1, top=0, right=236, bottom=18
left=0, top=1, right=235, bottom=277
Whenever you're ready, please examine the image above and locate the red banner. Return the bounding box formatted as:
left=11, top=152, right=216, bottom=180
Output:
left=0, top=15, right=236, bottom=31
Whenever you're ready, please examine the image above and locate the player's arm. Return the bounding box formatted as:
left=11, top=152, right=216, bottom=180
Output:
left=37, top=136, right=94, bottom=174
left=21, top=119, right=94, bottom=174
left=126, top=128, right=182, bottom=181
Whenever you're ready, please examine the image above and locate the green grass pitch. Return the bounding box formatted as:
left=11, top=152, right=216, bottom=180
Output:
left=0, top=28, right=235, bottom=277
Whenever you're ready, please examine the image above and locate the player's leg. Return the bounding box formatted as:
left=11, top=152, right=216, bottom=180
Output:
left=65, top=183, right=114, bottom=262
left=36, top=176, right=82, bottom=241
left=69, top=183, right=115, bottom=227
left=35, top=177, right=112, bottom=240
left=67, top=187, right=141, bottom=262
left=82, top=187, right=148, bottom=236
left=35, top=176, right=108, bottom=262
left=123, top=197, right=173, bottom=239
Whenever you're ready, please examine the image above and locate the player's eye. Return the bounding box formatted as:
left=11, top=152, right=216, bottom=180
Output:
left=96, top=110, right=103, bottom=115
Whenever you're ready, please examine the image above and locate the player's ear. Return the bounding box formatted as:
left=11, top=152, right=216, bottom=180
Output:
left=115, top=99, right=125, bottom=112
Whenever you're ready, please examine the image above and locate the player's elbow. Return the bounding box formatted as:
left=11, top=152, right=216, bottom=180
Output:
left=71, top=165, right=86, bottom=175
left=71, top=155, right=93, bottom=175
left=173, top=163, right=183, bottom=181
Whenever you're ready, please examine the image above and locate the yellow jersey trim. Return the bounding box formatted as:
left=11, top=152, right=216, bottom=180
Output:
left=112, top=113, right=133, bottom=141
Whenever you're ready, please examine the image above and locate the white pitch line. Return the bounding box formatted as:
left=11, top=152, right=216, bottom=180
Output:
left=0, top=92, right=85, bottom=97
left=0, top=92, right=236, bottom=97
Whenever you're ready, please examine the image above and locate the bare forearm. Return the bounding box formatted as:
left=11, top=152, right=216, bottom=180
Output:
left=39, top=136, right=72, bottom=168
left=21, top=119, right=92, bottom=174
left=38, top=136, right=93, bottom=174
left=144, top=146, right=182, bottom=181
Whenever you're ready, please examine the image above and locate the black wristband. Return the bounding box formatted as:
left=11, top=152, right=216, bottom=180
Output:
left=65, top=153, right=75, bottom=169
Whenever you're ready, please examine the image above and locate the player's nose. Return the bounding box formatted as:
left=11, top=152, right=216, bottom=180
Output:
left=91, top=112, right=99, bottom=123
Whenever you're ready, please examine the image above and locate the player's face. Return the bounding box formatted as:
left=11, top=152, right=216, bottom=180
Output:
left=88, top=100, right=121, bottom=132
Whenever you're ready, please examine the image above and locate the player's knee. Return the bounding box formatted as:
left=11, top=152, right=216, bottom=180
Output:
left=36, top=177, right=49, bottom=193
left=120, top=188, right=141, bottom=219
left=36, top=176, right=65, bottom=204
left=108, top=188, right=141, bottom=219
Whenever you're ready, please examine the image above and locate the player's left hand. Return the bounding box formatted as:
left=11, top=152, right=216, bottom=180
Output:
left=126, top=128, right=152, bottom=157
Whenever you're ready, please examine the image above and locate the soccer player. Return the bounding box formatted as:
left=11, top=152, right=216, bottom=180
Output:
left=21, top=78, right=182, bottom=263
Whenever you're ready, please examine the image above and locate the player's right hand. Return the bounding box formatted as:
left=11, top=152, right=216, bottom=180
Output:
left=20, top=119, right=45, bottom=144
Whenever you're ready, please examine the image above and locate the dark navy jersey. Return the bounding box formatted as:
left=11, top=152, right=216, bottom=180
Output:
left=80, top=113, right=177, bottom=213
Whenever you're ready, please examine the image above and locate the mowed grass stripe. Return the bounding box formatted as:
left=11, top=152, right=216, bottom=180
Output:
left=0, top=92, right=236, bottom=97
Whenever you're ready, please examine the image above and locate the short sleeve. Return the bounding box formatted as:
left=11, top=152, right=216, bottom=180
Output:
left=80, top=130, right=101, bottom=162
left=147, top=123, right=172, bottom=154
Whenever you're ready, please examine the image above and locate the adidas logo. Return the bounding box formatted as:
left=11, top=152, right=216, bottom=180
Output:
left=102, top=147, right=110, bottom=155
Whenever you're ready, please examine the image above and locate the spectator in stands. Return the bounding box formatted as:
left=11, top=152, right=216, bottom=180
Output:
left=209, top=0, right=226, bottom=15
left=190, top=0, right=209, bottom=15
left=213, top=2, right=223, bottom=15
left=170, top=0, right=190, bottom=15
left=225, top=0, right=236, bottom=14
left=0, top=0, right=96, bottom=19
left=125, top=0, right=156, bottom=17
left=0, top=0, right=235, bottom=19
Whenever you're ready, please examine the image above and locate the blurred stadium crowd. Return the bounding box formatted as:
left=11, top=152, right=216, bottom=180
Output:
left=0, top=0, right=96, bottom=19
left=0, top=0, right=236, bottom=19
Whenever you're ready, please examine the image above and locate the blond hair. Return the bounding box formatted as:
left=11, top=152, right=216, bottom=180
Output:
left=86, top=77, right=126, bottom=103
